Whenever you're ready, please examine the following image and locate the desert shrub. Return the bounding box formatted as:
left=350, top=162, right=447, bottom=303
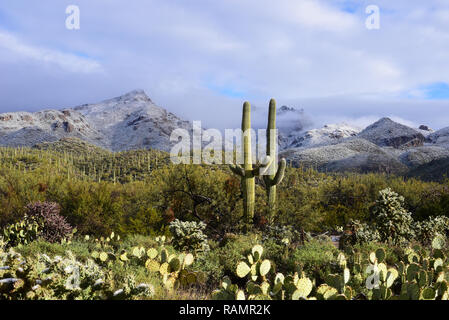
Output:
left=415, top=191, right=449, bottom=221
left=291, top=239, right=339, bottom=282
left=261, top=239, right=297, bottom=274
left=338, top=220, right=380, bottom=249
left=262, top=225, right=306, bottom=245
left=15, top=239, right=93, bottom=262
left=169, top=219, right=209, bottom=253
left=120, top=207, right=167, bottom=236
left=370, top=188, right=414, bottom=245
left=53, top=182, right=125, bottom=236
left=204, top=233, right=260, bottom=283
left=3, top=145, right=449, bottom=237
left=261, top=225, right=313, bottom=274
left=25, top=201, right=73, bottom=243
left=120, top=234, right=160, bottom=249
left=191, top=250, right=224, bottom=289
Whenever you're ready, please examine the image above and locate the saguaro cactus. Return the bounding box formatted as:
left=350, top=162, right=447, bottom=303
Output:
left=263, top=99, right=286, bottom=222
left=230, top=102, right=255, bottom=229
left=230, top=102, right=272, bottom=231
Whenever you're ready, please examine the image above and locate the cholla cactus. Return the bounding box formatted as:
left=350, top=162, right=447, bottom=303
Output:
left=169, top=219, right=209, bottom=252
left=414, top=216, right=449, bottom=246
left=371, top=188, right=414, bottom=245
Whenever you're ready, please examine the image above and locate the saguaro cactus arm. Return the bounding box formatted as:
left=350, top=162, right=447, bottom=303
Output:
left=272, top=158, right=286, bottom=185
left=229, top=164, right=245, bottom=177
left=252, top=155, right=274, bottom=176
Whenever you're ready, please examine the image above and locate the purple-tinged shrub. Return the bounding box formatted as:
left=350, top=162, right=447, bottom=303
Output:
left=25, top=201, right=73, bottom=243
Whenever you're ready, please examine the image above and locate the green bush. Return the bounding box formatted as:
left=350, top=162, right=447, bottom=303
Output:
left=291, top=239, right=339, bottom=282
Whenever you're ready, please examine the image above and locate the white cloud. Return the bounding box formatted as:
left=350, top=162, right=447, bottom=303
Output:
left=277, top=0, right=359, bottom=31
left=0, top=0, right=449, bottom=130
left=0, top=30, right=102, bottom=74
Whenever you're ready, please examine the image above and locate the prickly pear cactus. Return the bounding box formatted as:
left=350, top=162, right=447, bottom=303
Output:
left=2, top=216, right=42, bottom=248
left=214, top=243, right=449, bottom=301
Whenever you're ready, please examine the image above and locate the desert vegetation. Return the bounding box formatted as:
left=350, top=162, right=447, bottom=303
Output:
left=1, top=101, right=449, bottom=300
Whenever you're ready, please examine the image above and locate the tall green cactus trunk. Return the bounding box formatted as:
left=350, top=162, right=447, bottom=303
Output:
left=229, top=101, right=277, bottom=232
left=229, top=102, right=255, bottom=231
left=242, top=102, right=255, bottom=227
left=263, top=99, right=286, bottom=223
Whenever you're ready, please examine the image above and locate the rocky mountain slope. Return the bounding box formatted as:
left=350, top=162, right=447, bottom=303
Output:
left=280, top=138, right=408, bottom=174
left=407, top=156, right=449, bottom=182
left=428, top=126, right=449, bottom=148
left=357, top=117, right=425, bottom=148
left=0, top=90, right=192, bottom=152
left=280, top=117, right=449, bottom=175
left=73, top=90, right=192, bottom=152
left=284, top=123, right=360, bottom=149
left=0, top=109, right=103, bottom=147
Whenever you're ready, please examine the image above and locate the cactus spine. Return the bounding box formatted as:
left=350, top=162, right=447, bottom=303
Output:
left=263, top=99, right=286, bottom=222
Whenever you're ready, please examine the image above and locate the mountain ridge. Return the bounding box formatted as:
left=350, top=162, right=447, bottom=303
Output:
left=0, top=90, right=192, bottom=152
left=0, top=90, right=448, bottom=177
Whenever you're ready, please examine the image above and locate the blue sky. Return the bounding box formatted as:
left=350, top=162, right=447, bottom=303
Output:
left=0, top=0, right=449, bottom=130
left=421, top=83, right=449, bottom=100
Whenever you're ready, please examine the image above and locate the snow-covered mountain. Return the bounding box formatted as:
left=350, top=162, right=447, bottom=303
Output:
left=357, top=117, right=425, bottom=149
left=428, top=126, right=449, bottom=148
left=0, top=90, right=193, bottom=152
left=73, top=89, right=192, bottom=151
left=284, top=123, right=360, bottom=149
left=0, top=109, right=103, bottom=147
left=280, top=138, right=408, bottom=174
left=280, top=117, right=449, bottom=174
